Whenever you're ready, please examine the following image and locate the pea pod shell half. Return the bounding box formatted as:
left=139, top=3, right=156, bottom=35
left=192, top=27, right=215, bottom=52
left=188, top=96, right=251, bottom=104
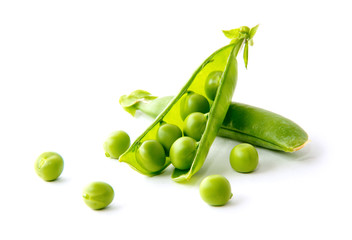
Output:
left=119, top=42, right=242, bottom=181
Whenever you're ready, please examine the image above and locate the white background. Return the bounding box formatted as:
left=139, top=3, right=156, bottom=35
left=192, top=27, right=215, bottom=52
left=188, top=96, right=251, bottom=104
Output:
left=1, top=0, right=351, bottom=239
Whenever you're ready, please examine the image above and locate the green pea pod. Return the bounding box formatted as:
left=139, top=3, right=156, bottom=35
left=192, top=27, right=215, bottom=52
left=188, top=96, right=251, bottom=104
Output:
left=120, top=92, right=308, bottom=152
left=119, top=28, right=254, bottom=181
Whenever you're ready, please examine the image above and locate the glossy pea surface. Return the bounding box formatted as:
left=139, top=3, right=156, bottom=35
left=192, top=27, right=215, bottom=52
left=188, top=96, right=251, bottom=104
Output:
left=180, top=92, right=210, bottom=120
left=82, top=181, right=114, bottom=210
left=230, top=143, right=258, bottom=173
left=104, top=130, right=130, bottom=159
left=156, top=123, right=182, bottom=154
left=34, top=152, right=64, bottom=181
left=204, top=71, right=222, bottom=100
left=170, top=137, right=197, bottom=170
left=183, top=112, right=207, bottom=141
left=199, top=175, right=232, bottom=206
left=136, top=140, right=166, bottom=172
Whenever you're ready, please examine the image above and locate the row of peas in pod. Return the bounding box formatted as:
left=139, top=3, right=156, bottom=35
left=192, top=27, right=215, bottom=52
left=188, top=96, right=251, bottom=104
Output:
left=134, top=71, right=223, bottom=173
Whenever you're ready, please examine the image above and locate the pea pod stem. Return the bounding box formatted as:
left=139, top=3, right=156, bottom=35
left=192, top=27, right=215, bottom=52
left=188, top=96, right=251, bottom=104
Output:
left=120, top=92, right=309, bottom=152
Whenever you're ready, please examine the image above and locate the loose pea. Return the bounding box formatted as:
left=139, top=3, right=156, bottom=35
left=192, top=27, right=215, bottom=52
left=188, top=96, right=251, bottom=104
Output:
left=199, top=175, right=232, bottom=206
left=180, top=92, right=210, bottom=120
left=104, top=130, right=130, bottom=159
left=204, top=71, right=222, bottom=100
left=82, top=181, right=114, bottom=210
left=230, top=143, right=258, bottom=173
left=156, top=123, right=182, bottom=154
left=136, top=140, right=166, bottom=172
left=183, top=112, right=207, bottom=141
left=34, top=152, right=64, bottom=181
left=169, top=137, right=197, bottom=170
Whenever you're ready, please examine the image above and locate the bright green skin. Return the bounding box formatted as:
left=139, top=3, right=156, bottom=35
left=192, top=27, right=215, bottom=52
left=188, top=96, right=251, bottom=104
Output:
left=82, top=181, right=114, bottom=210
left=230, top=143, right=258, bottom=173
left=34, top=152, right=64, bottom=181
left=136, top=140, right=166, bottom=172
left=170, top=137, right=197, bottom=170
left=199, top=175, right=232, bottom=206
left=204, top=71, right=222, bottom=100
left=180, top=92, right=210, bottom=120
left=183, top=112, right=207, bottom=141
left=104, top=130, right=130, bottom=159
left=157, top=123, right=182, bottom=154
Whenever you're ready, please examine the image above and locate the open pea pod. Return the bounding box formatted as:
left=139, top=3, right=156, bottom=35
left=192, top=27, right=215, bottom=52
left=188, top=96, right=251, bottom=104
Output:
left=119, top=26, right=257, bottom=181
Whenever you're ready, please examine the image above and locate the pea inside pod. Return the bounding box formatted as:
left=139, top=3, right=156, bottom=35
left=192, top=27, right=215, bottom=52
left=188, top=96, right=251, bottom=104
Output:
left=136, top=140, right=166, bottom=173
left=204, top=71, right=222, bottom=100
left=170, top=137, right=197, bottom=170
left=183, top=112, right=207, bottom=141
left=180, top=92, right=210, bottom=120
left=156, top=123, right=182, bottom=154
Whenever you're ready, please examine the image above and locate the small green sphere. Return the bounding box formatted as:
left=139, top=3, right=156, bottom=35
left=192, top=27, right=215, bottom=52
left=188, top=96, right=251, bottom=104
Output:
left=136, top=140, right=166, bottom=172
left=34, top=152, right=64, bottom=181
left=183, top=112, right=207, bottom=141
left=156, top=123, right=182, bottom=154
left=82, top=181, right=114, bottom=210
left=103, top=130, right=130, bottom=159
left=230, top=143, right=259, bottom=173
left=180, top=92, right=210, bottom=120
left=199, top=175, right=232, bottom=206
left=204, top=71, right=222, bottom=100
left=170, top=137, right=197, bottom=170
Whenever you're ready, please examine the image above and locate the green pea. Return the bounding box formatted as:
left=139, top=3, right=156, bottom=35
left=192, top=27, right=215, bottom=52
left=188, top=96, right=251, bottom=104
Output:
left=82, top=181, right=114, bottom=210
left=104, top=130, right=130, bottom=159
left=180, top=92, right=210, bottom=120
left=156, top=123, right=182, bottom=154
left=230, top=143, right=258, bottom=173
left=199, top=175, right=232, bottom=206
left=183, top=112, right=207, bottom=141
left=170, top=137, right=197, bottom=170
left=34, top=152, right=64, bottom=181
left=136, top=140, right=166, bottom=172
left=204, top=71, right=222, bottom=100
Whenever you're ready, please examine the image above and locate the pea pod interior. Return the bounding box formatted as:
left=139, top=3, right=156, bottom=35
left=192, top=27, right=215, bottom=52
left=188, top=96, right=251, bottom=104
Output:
left=119, top=42, right=242, bottom=181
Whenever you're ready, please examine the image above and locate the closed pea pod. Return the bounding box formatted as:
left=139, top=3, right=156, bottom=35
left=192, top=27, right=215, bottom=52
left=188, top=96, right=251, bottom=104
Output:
left=119, top=26, right=258, bottom=181
left=120, top=92, right=308, bottom=152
